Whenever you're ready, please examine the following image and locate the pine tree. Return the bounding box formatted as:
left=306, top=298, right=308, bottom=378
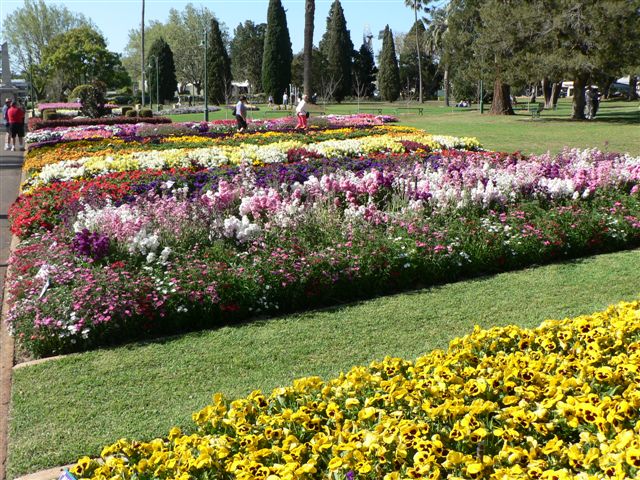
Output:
left=206, top=17, right=232, bottom=105
left=319, top=0, right=354, bottom=102
left=352, top=43, right=377, bottom=98
left=147, top=37, right=178, bottom=105
left=378, top=25, right=400, bottom=102
left=262, top=0, right=293, bottom=104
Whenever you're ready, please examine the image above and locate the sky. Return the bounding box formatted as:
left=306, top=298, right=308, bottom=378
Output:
left=0, top=0, right=427, bottom=56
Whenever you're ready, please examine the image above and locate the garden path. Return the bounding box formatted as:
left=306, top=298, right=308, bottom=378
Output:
left=0, top=145, right=22, bottom=480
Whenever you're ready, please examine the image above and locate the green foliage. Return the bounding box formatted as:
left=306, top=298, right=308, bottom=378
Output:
left=78, top=81, right=107, bottom=118
left=378, top=25, right=401, bottom=101
left=68, top=84, right=92, bottom=103
left=121, top=106, right=133, bottom=116
left=262, top=0, right=293, bottom=103
left=399, top=21, right=441, bottom=99
left=319, top=0, right=354, bottom=102
left=42, top=26, right=130, bottom=99
left=291, top=48, right=327, bottom=96
left=1, top=0, right=93, bottom=72
left=42, top=110, right=60, bottom=121
left=352, top=43, right=377, bottom=98
left=206, top=18, right=232, bottom=105
left=139, top=108, right=153, bottom=118
left=164, top=5, right=223, bottom=95
left=230, top=21, right=266, bottom=93
left=147, top=37, right=178, bottom=105
left=125, top=109, right=138, bottom=118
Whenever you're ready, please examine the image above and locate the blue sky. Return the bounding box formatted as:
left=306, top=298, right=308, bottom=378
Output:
left=0, top=0, right=427, bottom=56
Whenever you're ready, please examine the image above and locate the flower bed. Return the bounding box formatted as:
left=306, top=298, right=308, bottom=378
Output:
left=69, top=298, right=640, bottom=479
left=20, top=129, right=481, bottom=191
left=37, top=102, right=119, bottom=111
left=25, top=113, right=398, bottom=144
left=27, top=115, right=172, bottom=132
left=7, top=141, right=640, bottom=357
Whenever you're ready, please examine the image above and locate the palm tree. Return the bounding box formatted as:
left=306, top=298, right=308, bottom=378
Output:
left=424, top=6, right=449, bottom=106
left=404, top=0, right=431, bottom=103
left=304, top=0, right=315, bottom=96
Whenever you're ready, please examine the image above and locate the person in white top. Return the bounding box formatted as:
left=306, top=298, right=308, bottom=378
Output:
left=295, top=94, right=309, bottom=130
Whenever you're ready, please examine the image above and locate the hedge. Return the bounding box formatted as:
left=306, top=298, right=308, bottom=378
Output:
left=28, top=116, right=172, bottom=131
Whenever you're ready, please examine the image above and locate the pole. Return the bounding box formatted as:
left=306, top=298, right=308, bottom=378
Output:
left=203, top=28, right=209, bottom=122
left=414, top=0, right=423, bottom=104
left=155, top=56, right=159, bottom=112
left=29, top=54, right=35, bottom=116
left=479, top=79, right=484, bottom=114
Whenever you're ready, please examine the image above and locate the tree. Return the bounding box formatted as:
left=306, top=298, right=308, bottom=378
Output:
left=147, top=37, right=178, bottom=105
left=122, top=21, right=168, bottom=95
left=378, top=25, right=401, bottom=102
left=206, top=18, right=232, bottom=105
left=292, top=48, right=327, bottom=96
left=303, top=0, right=315, bottom=96
left=424, top=6, right=450, bottom=105
left=352, top=43, right=377, bottom=98
left=2, top=0, right=93, bottom=72
left=319, top=0, right=354, bottom=102
left=403, top=0, right=433, bottom=103
left=43, top=26, right=130, bottom=99
left=262, top=0, right=293, bottom=104
left=164, top=5, right=221, bottom=95
left=399, top=21, right=440, bottom=100
left=230, top=21, right=267, bottom=93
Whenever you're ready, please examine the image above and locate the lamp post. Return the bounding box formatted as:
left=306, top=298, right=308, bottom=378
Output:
left=202, top=28, right=209, bottom=121
left=28, top=53, right=35, bottom=116
left=149, top=55, right=159, bottom=112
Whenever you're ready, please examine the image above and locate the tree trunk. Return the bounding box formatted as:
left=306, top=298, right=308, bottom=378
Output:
left=414, top=1, right=423, bottom=103
left=572, top=74, right=589, bottom=120
left=490, top=78, right=514, bottom=115
left=629, top=75, right=639, bottom=101
left=598, top=76, right=614, bottom=99
left=444, top=65, right=450, bottom=106
left=551, top=81, right=562, bottom=109
left=542, top=77, right=553, bottom=109
left=303, top=0, right=315, bottom=96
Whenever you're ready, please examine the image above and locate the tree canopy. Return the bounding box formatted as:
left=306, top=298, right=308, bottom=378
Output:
left=262, top=0, right=293, bottom=103
left=206, top=18, right=232, bottom=105
left=230, top=21, right=267, bottom=93
left=378, top=25, right=401, bottom=101
left=319, top=0, right=354, bottom=102
left=147, top=37, right=178, bottom=105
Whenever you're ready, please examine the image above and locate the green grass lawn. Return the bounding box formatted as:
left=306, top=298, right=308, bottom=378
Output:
left=8, top=249, right=640, bottom=478
left=167, top=98, right=640, bottom=155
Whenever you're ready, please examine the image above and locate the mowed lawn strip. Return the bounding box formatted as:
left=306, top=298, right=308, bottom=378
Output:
left=168, top=99, right=640, bottom=155
left=8, top=248, right=640, bottom=478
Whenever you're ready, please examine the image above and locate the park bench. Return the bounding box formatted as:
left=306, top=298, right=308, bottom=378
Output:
left=357, top=108, right=384, bottom=115
left=513, top=102, right=544, bottom=118
left=393, top=106, right=424, bottom=116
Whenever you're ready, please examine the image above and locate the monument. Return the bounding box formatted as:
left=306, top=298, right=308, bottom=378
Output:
left=0, top=42, right=19, bottom=101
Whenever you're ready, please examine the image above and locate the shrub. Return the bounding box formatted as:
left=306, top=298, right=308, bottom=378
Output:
left=27, top=116, right=172, bottom=131
left=68, top=85, right=92, bottom=103
left=125, top=110, right=138, bottom=118
left=78, top=81, right=107, bottom=118
left=139, top=108, right=153, bottom=118
left=42, top=110, right=60, bottom=121
left=121, top=106, right=133, bottom=116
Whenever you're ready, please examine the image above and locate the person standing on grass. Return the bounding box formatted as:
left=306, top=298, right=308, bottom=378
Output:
left=2, top=98, right=11, bottom=150
left=295, top=94, right=309, bottom=130
left=7, top=100, right=25, bottom=151
left=282, top=91, right=288, bottom=109
left=235, top=95, right=248, bottom=133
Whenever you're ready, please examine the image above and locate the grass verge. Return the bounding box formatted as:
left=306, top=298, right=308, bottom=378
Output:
left=167, top=98, right=640, bottom=156
left=8, top=248, right=640, bottom=478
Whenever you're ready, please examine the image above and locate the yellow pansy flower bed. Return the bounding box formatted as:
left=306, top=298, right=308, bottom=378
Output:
left=71, top=299, right=640, bottom=480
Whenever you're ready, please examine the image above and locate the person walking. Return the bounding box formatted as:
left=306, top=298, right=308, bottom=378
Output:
left=7, top=100, right=25, bottom=151
left=2, top=98, right=11, bottom=150
left=235, top=95, right=248, bottom=133
left=282, top=91, right=288, bottom=109
left=295, top=94, right=309, bottom=130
